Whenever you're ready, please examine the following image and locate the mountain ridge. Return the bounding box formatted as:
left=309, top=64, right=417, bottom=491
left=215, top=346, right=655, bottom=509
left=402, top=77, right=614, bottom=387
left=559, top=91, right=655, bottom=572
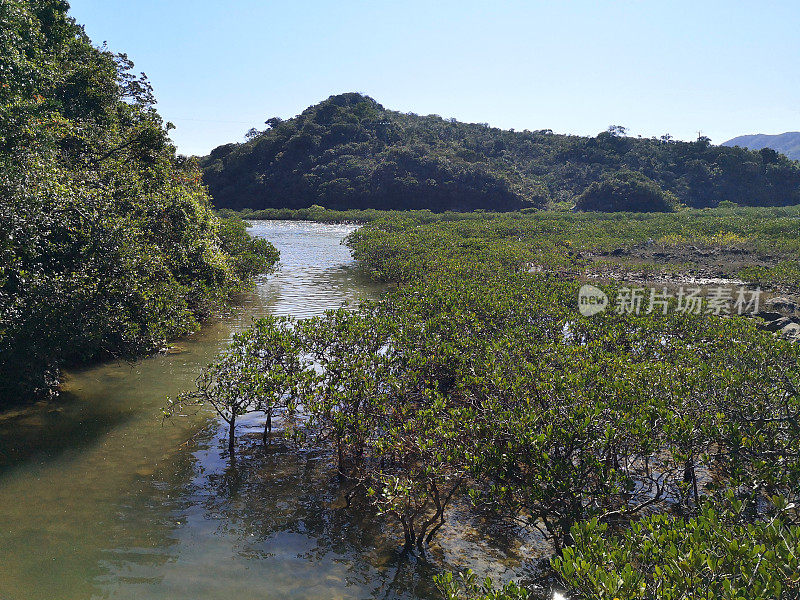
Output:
left=722, top=132, right=800, bottom=161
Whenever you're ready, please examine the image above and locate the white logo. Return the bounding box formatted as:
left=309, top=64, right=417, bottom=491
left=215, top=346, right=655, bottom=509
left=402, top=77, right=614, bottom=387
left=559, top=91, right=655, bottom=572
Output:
left=578, top=284, right=609, bottom=316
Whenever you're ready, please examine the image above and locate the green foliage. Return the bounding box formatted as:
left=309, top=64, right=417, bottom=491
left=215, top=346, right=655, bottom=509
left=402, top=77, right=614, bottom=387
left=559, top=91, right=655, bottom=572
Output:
left=166, top=315, right=305, bottom=452
left=0, top=0, right=278, bottom=403
left=216, top=216, right=280, bottom=285
left=435, top=570, right=531, bottom=600
left=201, top=92, right=800, bottom=212
left=552, top=497, right=800, bottom=600
left=575, top=170, right=678, bottom=212
left=177, top=210, right=800, bottom=598
left=739, top=260, right=800, bottom=290
left=345, top=208, right=800, bottom=289
left=223, top=206, right=527, bottom=224
left=347, top=214, right=800, bottom=598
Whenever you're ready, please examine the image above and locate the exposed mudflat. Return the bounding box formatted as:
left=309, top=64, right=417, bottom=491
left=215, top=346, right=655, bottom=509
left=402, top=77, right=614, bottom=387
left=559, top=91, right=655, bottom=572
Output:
left=560, top=243, right=800, bottom=341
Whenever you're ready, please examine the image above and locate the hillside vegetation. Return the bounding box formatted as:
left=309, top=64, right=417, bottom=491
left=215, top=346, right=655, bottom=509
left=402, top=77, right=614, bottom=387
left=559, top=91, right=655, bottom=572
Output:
left=723, top=132, right=800, bottom=161
left=202, top=92, right=800, bottom=212
left=0, top=0, right=278, bottom=404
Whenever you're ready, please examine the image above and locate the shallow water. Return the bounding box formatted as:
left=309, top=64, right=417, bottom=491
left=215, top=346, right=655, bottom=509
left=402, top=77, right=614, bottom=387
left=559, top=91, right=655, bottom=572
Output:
left=0, top=221, right=529, bottom=600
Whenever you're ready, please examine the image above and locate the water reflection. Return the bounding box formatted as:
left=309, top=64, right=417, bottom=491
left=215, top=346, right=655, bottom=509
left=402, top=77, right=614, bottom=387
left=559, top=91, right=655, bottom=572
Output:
left=0, top=221, right=532, bottom=600
left=104, top=427, right=443, bottom=600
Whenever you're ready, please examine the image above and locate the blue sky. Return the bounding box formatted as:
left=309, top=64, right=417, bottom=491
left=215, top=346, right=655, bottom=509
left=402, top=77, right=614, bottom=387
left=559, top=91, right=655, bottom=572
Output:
left=68, top=0, right=799, bottom=156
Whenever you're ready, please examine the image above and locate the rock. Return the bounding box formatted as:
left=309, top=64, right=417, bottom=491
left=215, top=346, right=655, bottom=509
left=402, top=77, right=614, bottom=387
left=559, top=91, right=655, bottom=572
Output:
left=780, top=323, right=800, bottom=340
left=611, top=248, right=625, bottom=257
left=766, top=296, right=799, bottom=314
left=160, top=345, right=186, bottom=355
left=756, top=311, right=784, bottom=323
left=765, top=317, right=794, bottom=332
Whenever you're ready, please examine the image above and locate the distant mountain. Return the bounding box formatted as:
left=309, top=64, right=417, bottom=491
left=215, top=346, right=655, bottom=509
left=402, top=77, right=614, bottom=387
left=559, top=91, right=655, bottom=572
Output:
left=201, top=93, right=800, bottom=211
left=722, top=132, right=800, bottom=161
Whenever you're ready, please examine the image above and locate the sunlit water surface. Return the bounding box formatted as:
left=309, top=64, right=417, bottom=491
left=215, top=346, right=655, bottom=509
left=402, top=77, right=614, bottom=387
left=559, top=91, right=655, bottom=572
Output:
left=0, top=221, right=532, bottom=600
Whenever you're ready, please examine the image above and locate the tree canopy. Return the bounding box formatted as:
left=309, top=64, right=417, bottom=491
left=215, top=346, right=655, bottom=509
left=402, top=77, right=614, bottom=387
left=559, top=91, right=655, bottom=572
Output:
left=575, top=170, right=679, bottom=212
left=0, top=0, right=278, bottom=404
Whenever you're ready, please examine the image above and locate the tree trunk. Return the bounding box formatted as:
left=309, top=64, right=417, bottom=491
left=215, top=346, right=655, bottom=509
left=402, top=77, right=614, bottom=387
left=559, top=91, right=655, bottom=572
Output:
left=228, top=414, right=236, bottom=455
left=336, top=432, right=345, bottom=479
left=400, top=516, right=415, bottom=555
left=684, top=455, right=699, bottom=506
left=262, top=407, right=272, bottom=446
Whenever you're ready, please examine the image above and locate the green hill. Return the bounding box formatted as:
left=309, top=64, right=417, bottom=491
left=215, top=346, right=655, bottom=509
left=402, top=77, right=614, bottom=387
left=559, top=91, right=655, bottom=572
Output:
left=722, top=132, right=800, bottom=161
left=201, top=93, right=800, bottom=212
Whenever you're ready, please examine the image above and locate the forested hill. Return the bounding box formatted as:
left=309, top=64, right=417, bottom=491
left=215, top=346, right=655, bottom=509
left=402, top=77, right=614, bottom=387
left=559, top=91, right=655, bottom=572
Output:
left=201, top=93, right=800, bottom=212
left=723, top=132, right=800, bottom=161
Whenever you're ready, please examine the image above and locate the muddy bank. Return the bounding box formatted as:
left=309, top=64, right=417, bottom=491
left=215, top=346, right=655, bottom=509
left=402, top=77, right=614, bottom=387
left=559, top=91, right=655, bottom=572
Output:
left=532, top=241, right=800, bottom=341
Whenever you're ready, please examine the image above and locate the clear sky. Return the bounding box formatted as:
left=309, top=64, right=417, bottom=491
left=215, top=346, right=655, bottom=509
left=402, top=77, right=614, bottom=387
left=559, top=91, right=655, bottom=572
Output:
left=67, top=0, right=800, bottom=156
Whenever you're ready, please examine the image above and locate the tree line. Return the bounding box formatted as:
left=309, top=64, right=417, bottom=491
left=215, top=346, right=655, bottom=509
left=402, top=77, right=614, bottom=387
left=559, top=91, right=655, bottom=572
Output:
left=201, top=92, right=800, bottom=213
